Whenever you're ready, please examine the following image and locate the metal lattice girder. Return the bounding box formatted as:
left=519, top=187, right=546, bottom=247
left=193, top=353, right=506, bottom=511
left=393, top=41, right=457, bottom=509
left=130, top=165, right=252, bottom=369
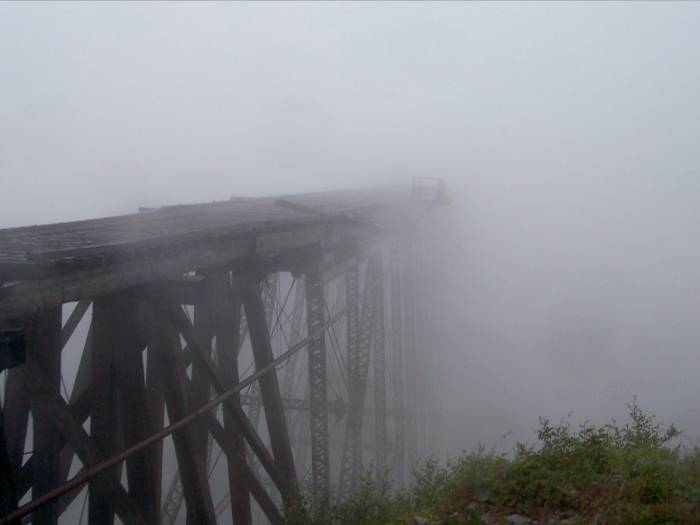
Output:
left=240, top=394, right=347, bottom=418
left=403, top=230, right=419, bottom=473
left=282, top=277, right=306, bottom=400
left=372, top=254, right=388, bottom=476
left=389, top=244, right=406, bottom=486
left=160, top=473, right=185, bottom=525
left=336, top=263, right=360, bottom=501
left=337, top=256, right=379, bottom=501
left=305, top=253, right=330, bottom=506
left=245, top=273, right=278, bottom=429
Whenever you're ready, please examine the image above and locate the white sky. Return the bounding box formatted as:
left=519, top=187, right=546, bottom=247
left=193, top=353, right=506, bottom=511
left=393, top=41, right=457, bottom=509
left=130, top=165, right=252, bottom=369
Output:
left=3, top=1, right=700, bottom=454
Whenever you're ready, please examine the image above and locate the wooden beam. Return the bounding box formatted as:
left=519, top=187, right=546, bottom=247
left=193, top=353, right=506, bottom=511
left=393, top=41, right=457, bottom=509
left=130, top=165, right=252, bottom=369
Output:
left=338, top=255, right=380, bottom=500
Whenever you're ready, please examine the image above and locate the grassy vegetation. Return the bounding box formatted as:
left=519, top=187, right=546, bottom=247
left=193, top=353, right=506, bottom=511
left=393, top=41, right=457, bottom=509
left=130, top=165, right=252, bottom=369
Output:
left=288, top=401, right=700, bottom=525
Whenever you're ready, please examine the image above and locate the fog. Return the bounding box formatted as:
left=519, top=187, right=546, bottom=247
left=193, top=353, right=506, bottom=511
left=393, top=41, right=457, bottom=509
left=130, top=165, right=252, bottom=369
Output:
left=3, top=1, right=700, bottom=461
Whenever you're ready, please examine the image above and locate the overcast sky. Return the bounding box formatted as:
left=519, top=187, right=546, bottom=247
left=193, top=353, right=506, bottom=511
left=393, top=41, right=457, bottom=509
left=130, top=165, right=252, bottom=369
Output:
left=3, top=1, right=700, bottom=456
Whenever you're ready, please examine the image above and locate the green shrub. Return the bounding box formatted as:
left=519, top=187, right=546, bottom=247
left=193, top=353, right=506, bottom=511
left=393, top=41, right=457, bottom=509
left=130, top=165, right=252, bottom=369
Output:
left=286, top=401, right=699, bottom=525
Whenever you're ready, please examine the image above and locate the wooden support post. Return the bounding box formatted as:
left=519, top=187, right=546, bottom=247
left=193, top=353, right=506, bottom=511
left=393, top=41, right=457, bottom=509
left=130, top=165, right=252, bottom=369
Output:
left=149, top=298, right=217, bottom=525
left=305, top=254, right=330, bottom=507
left=211, top=272, right=252, bottom=525
left=29, top=307, right=62, bottom=525
left=240, top=274, right=297, bottom=492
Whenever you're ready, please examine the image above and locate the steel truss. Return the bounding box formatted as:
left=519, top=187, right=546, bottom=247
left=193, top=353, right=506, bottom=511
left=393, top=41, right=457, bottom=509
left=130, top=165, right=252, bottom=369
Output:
left=0, top=184, right=447, bottom=525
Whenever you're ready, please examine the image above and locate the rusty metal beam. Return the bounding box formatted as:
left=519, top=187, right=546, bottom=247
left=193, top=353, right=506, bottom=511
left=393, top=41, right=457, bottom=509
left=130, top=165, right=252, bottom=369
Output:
left=337, top=256, right=378, bottom=500
left=59, top=300, right=90, bottom=350
left=2, top=365, right=29, bottom=505
left=305, top=252, right=330, bottom=509
left=241, top=274, right=297, bottom=490
left=23, top=356, right=148, bottom=525
left=372, top=255, right=388, bottom=477
left=113, top=298, right=158, bottom=524
left=29, top=308, right=62, bottom=525
left=149, top=299, right=216, bottom=525
left=0, top=281, right=358, bottom=525
left=167, top=301, right=290, bottom=496
left=211, top=272, right=252, bottom=525
left=389, top=245, right=405, bottom=486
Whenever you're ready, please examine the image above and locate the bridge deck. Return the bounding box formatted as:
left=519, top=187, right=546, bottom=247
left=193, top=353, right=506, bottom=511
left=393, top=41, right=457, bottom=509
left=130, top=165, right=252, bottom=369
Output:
left=0, top=186, right=401, bottom=279
left=0, top=186, right=412, bottom=319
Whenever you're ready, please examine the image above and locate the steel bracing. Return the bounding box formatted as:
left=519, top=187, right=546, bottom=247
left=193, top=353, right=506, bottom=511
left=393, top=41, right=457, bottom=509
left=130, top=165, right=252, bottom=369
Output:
left=0, top=182, right=447, bottom=524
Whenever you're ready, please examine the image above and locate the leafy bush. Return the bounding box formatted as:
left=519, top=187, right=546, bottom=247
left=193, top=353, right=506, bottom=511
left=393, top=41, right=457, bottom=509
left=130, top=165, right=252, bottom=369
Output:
left=286, top=401, right=700, bottom=525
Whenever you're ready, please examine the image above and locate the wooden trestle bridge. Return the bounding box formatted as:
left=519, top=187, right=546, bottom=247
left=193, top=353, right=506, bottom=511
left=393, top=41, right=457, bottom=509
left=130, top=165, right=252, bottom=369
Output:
left=0, top=180, right=449, bottom=524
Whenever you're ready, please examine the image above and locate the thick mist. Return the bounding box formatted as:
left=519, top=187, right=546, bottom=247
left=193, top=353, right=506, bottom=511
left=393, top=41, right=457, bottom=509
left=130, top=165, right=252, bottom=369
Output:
left=3, top=2, right=700, bottom=458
